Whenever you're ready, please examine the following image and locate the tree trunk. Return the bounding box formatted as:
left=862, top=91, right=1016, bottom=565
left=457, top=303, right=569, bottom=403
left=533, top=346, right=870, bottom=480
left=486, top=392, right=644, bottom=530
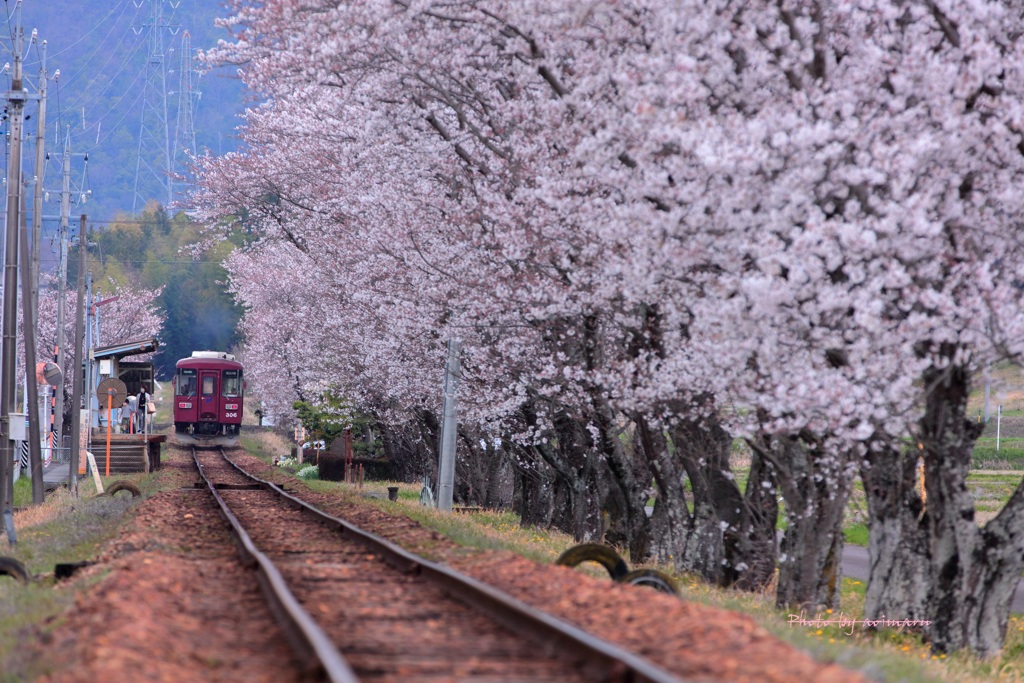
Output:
left=511, top=450, right=557, bottom=528
left=861, top=441, right=931, bottom=624
left=919, top=360, right=1024, bottom=657
left=591, top=392, right=652, bottom=561
left=514, top=398, right=597, bottom=539
left=761, top=435, right=851, bottom=610
left=635, top=413, right=690, bottom=566
left=730, top=450, right=778, bottom=591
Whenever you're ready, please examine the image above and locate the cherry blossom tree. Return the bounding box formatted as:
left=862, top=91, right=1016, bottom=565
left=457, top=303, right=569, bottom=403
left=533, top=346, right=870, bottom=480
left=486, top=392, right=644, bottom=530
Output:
left=195, top=0, right=1024, bottom=657
left=37, top=277, right=163, bottom=426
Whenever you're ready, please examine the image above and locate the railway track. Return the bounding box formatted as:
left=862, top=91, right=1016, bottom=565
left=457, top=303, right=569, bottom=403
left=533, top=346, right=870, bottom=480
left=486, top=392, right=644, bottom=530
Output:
left=192, top=447, right=686, bottom=683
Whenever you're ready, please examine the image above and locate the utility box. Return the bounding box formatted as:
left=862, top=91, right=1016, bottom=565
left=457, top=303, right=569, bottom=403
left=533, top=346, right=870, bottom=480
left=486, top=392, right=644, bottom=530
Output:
left=9, top=413, right=26, bottom=441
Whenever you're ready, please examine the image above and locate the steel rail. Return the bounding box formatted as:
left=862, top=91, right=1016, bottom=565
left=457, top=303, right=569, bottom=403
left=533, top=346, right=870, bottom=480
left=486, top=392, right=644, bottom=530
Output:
left=217, top=448, right=688, bottom=683
left=191, top=448, right=359, bottom=683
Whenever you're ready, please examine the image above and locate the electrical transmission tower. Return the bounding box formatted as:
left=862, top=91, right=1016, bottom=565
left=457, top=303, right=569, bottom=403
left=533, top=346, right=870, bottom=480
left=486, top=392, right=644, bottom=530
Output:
left=172, top=29, right=199, bottom=204
left=132, top=0, right=179, bottom=213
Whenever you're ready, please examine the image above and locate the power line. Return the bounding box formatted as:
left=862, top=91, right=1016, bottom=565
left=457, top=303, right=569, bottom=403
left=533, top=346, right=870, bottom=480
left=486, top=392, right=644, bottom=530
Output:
left=46, top=0, right=133, bottom=61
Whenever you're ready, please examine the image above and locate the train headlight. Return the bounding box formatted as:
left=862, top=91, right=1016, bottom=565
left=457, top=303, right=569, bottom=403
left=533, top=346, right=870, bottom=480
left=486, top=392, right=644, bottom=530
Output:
left=226, top=403, right=238, bottom=410
left=178, top=402, right=192, bottom=409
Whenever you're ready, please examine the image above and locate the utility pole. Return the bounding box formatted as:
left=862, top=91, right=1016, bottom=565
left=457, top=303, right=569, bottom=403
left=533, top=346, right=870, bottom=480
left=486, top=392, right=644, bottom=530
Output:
left=133, top=0, right=179, bottom=212
left=0, top=11, right=26, bottom=542
left=20, top=184, right=41, bottom=503
left=25, top=33, right=46, bottom=504
left=85, top=272, right=94, bottom=429
left=436, top=339, right=461, bottom=512
left=69, top=216, right=87, bottom=499
left=53, top=128, right=71, bottom=454
left=30, top=35, right=45, bottom=328
left=48, top=125, right=88, bottom=454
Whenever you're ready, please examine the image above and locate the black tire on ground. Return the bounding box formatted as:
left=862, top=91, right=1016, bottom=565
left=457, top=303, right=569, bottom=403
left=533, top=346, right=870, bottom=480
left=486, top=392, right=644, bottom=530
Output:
left=0, top=556, right=29, bottom=583
left=555, top=543, right=629, bottom=580
left=105, top=481, right=141, bottom=498
left=620, top=568, right=678, bottom=594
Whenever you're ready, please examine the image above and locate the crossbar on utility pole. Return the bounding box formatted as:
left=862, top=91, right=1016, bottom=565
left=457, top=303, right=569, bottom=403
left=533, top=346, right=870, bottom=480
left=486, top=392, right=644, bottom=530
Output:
left=436, top=339, right=461, bottom=512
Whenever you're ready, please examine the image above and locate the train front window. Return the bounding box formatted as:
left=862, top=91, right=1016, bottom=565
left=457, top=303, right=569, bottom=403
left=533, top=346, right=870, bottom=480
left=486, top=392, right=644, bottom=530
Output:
left=177, top=369, right=197, bottom=397
left=202, top=376, right=215, bottom=396
left=222, top=370, right=242, bottom=397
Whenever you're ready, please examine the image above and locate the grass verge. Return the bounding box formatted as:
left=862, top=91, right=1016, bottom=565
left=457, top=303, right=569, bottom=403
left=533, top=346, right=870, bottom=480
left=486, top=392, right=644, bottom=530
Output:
left=0, top=467, right=161, bottom=682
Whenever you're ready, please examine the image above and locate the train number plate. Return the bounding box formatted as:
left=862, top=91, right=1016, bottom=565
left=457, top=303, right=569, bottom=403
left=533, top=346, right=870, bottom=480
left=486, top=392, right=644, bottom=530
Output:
left=225, top=412, right=238, bottom=418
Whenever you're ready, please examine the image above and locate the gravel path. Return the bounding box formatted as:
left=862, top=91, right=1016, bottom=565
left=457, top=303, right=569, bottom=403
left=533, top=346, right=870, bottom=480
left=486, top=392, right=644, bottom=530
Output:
left=26, top=445, right=867, bottom=683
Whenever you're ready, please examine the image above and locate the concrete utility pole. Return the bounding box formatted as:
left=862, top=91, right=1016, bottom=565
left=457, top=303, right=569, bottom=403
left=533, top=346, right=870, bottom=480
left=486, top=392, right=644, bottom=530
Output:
left=436, top=339, right=461, bottom=512
left=20, top=188, right=42, bottom=503
left=23, top=34, right=46, bottom=504
left=0, top=14, right=26, bottom=542
left=53, top=128, right=72, bottom=452
left=69, top=215, right=87, bottom=499
left=30, top=36, right=45, bottom=329
left=85, top=272, right=94, bottom=429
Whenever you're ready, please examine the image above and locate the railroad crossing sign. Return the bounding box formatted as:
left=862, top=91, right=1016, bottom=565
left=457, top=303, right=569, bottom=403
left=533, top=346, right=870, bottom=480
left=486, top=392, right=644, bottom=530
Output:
left=95, top=378, right=128, bottom=408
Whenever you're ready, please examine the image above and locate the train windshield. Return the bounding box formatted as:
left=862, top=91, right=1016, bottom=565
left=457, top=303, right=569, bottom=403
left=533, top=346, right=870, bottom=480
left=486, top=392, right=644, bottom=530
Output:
left=223, top=370, right=243, bottom=397
left=176, top=369, right=197, bottom=397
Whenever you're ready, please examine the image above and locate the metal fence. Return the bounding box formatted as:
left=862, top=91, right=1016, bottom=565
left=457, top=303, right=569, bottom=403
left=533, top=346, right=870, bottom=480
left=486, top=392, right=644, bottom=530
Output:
left=44, top=435, right=72, bottom=465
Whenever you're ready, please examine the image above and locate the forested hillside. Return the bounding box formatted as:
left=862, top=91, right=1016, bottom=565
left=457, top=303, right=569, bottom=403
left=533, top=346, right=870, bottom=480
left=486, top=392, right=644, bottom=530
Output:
left=77, top=205, right=243, bottom=377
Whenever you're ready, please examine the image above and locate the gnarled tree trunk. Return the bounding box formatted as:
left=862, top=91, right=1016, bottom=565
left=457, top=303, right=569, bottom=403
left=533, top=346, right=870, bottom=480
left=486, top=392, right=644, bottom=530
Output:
left=861, top=441, right=931, bottom=624
left=919, top=361, right=1024, bottom=657
left=635, top=413, right=690, bottom=566
left=757, top=434, right=852, bottom=611
left=670, top=408, right=775, bottom=588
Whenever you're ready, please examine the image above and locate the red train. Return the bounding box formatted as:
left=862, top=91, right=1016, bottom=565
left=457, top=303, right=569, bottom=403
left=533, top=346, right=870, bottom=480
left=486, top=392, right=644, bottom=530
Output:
left=172, top=351, right=244, bottom=446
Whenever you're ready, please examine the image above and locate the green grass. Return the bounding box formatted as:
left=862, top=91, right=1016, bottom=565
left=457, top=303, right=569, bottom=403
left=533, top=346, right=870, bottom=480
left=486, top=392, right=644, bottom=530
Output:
left=844, top=523, right=869, bottom=547
left=971, top=445, right=1024, bottom=470
left=0, top=474, right=152, bottom=682
left=12, top=477, right=32, bottom=507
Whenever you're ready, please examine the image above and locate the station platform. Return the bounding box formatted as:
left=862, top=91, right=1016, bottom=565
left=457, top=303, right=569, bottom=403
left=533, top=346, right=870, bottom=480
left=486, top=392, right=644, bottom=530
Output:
left=39, top=433, right=166, bottom=487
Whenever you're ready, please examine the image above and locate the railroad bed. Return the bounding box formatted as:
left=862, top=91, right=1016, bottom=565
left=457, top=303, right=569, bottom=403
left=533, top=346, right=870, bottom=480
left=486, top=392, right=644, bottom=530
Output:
left=193, top=447, right=681, bottom=683
left=29, top=444, right=869, bottom=683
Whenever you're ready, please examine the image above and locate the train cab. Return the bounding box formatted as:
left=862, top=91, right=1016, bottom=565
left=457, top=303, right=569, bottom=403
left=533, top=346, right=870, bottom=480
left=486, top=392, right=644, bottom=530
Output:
left=173, top=351, right=244, bottom=445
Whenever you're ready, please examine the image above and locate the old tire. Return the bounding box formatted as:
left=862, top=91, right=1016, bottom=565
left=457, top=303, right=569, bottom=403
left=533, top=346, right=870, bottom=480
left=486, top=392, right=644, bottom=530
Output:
left=555, top=543, right=629, bottom=580
left=621, top=568, right=677, bottom=595
left=0, top=556, right=29, bottom=583
left=105, top=481, right=141, bottom=498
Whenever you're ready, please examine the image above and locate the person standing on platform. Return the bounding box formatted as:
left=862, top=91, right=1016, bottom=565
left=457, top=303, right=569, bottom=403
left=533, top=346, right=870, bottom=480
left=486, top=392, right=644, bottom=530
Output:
left=137, top=387, right=152, bottom=436
left=111, top=401, right=122, bottom=434
left=121, top=398, right=131, bottom=433
left=136, top=387, right=149, bottom=434
left=126, top=393, right=137, bottom=434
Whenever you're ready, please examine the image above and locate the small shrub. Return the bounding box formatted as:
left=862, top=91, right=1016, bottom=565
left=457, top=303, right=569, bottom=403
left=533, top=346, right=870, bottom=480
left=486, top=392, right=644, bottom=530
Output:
left=296, top=464, right=319, bottom=480
left=276, top=457, right=298, bottom=469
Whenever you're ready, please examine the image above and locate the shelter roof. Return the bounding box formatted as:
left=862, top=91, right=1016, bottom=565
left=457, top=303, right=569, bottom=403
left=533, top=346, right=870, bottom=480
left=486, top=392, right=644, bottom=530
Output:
left=93, top=338, right=160, bottom=360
